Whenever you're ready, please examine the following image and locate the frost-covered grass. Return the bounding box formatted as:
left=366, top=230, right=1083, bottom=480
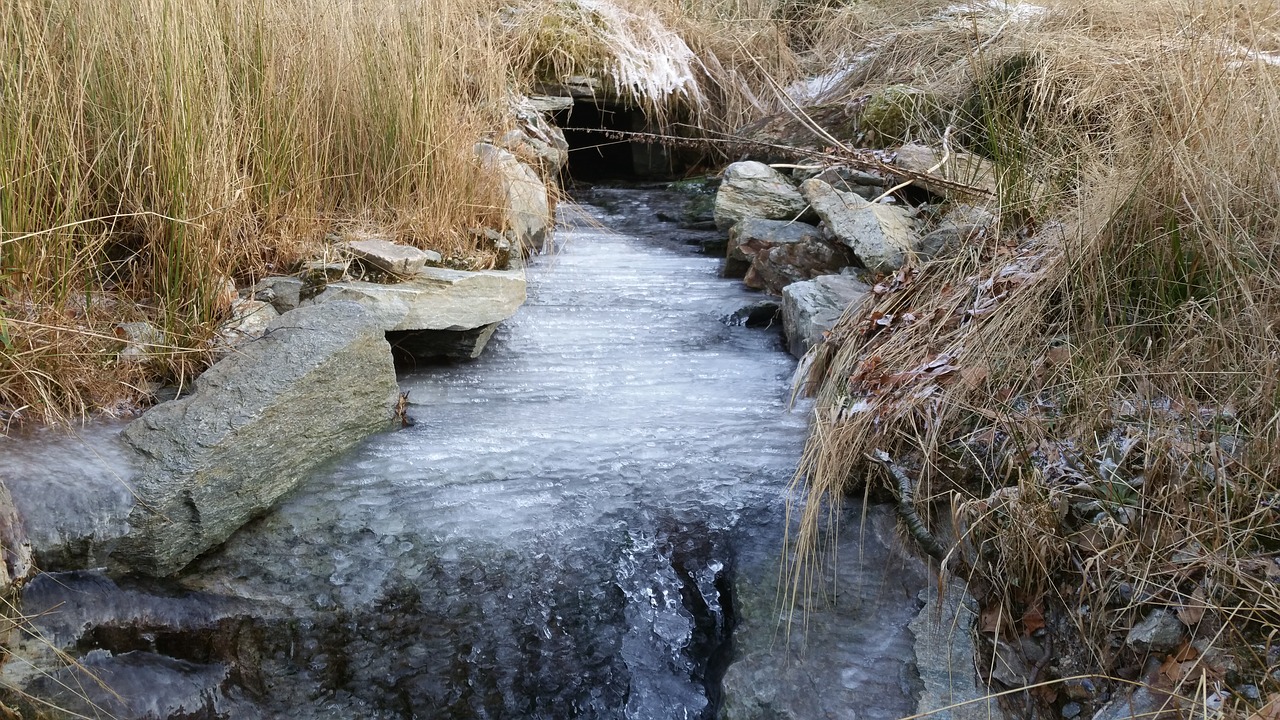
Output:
left=785, top=0, right=1280, bottom=714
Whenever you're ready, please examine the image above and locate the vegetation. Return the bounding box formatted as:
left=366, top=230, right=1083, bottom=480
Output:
left=5, top=0, right=1280, bottom=713
left=783, top=0, right=1280, bottom=716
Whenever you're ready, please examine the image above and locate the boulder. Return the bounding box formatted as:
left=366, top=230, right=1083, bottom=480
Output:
left=801, top=178, right=920, bottom=272
left=731, top=220, right=854, bottom=295
left=305, top=266, right=525, bottom=334
left=0, top=478, right=32, bottom=592
left=726, top=218, right=825, bottom=275
left=713, top=161, right=809, bottom=231
left=113, top=302, right=399, bottom=576
left=719, top=300, right=782, bottom=328
left=892, top=143, right=997, bottom=200
left=732, top=104, right=863, bottom=163
left=344, top=238, right=440, bottom=276
left=781, top=274, right=871, bottom=358
left=476, top=143, right=552, bottom=253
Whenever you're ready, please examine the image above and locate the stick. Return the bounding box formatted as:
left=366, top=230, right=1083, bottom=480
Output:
left=870, top=449, right=950, bottom=561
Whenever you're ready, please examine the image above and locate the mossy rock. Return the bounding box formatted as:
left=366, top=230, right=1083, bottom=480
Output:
left=860, top=84, right=944, bottom=146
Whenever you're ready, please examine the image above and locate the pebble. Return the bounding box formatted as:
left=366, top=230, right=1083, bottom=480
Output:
left=1062, top=701, right=1082, bottom=719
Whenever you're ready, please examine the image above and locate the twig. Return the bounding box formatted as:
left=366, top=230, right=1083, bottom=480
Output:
left=870, top=449, right=950, bottom=561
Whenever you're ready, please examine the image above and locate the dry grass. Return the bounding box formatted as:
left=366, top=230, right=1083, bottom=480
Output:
left=787, top=0, right=1280, bottom=713
left=1, top=0, right=513, bottom=425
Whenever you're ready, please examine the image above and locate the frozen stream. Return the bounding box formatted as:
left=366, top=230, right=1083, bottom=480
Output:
left=5, top=187, right=812, bottom=719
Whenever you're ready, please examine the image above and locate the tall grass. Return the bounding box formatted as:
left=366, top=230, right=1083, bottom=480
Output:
left=788, top=0, right=1280, bottom=710
left=0, top=0, right=511, bottom=425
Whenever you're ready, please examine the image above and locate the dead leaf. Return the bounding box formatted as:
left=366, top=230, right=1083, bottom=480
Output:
left=1248, top=693, right=1280, bottom=720
left=1177, top=587, right=1206, bottom=626
left=979, top=604, right=1003, bottom=634
left=1021, top=605, right=1045, bottom=635
left=1046, top=345, right=1071, bottom=365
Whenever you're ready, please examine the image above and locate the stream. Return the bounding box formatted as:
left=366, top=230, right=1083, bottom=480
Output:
left=8, top=187, right=937, bottom=720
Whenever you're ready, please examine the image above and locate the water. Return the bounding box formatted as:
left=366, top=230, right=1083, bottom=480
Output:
left=155, top=187, right=810, bottom=718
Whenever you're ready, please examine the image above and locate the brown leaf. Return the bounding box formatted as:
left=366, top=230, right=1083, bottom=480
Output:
left=1249, top=694, right=1280, bottom=720
left=1021, top=605, right=1045, bottom=635
left=979, top=605, right=1003, bottom=634
left=1177, top=587, right=1206, bottom=626
left=1046, top=345, right=1071, bottom=365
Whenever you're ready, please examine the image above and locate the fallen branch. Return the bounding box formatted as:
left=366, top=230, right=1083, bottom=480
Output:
left=869, top=449, right=949, bottom=561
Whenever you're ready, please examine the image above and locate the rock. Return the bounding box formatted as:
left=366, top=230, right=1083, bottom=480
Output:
left=506, top=98, right=572, bottom=175
left=713, top=161, right=809, bottom=231
left=1062, top=701, right=1083, bottom=718
left=719, top=301, right=781, bottom=328
left=344, top=238, right=439, bottom=276
left=911, top=578, right=1007, bottom=720
left=526, top=94, right=574, bottom=114
left=115, top=321, right=164, bottom=364
left=113, top=302, right=399, bottom=577
left=892, top=143, right=998, bottom=200
left=217, top=298, right=279, bottom=350
left=720, top=505, right=930, bottom=720
left=476, top=143, right=552, bottom=253
left=1126, top=609, right=1185, bottom=653
left=726, top=218, right=825, bottom=274
left=781, top=274, right=872, bottom=358
left=252, top=276, right=304, bottom=314
left=743, top=231, right=854, bottom=295
left=801, top=178, right=920, bottom=272
left=1092, top=659, right=1180, bottom=720
left=732, top=104, right=863, bottom=163
left=861, top=85, right=941, bottom=145
left=0, top=477, right=33, bottom=592
left=918, top=204, right=997, bottom=259
left=305, top=265, right=526, bottom=335
left=301, top=260, right=349, bottom=281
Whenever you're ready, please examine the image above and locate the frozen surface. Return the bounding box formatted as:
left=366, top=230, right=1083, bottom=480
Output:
left=0, top=421, right=139, bottom=566
left=181, top=189, right=809, bottom=718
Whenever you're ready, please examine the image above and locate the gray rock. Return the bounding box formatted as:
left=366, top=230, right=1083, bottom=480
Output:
left=305, top=266, right=526, bottom=334
left=801, top=178, right=920, bottom=272
left=892, top=143, right=997, bottom=200
left=252, top=276, right=304, bottom=314
left=726, top=218, right=824, bottom=272
left=911, top=578, right=1006, bottom=720
left=1062, top=701, right=1082, bottom=718
left=116, top=321, right=164, bottom=364
left=0, top=477, right=32, bottom=591
left=113, top=302, right=399, bottom=576
left=781, top=274, right=872, bottom=358
left=526, top=95, right=574, bottom=113
left=345, top=238, right=439, bottom=275
left=1126, top=609, right=1185, bottom=653
left=713, top=161, right=809, bottom=231
left=505, top=98, right=572, bottom=175
left=720, top=505, right=930, bottom=720
left=476, top=143, right=552, bottom=253
left=216, top=298, right=279, bottom=352
left=744, top=233, right=854, bottom=295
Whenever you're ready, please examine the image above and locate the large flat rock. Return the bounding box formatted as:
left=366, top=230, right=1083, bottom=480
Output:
left=113, top=302, right=399, bottom=577
left=305, top=265, right=526, bottom=333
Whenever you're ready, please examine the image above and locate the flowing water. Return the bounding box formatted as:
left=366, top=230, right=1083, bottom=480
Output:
left=10, top=187, right=815, bottom=719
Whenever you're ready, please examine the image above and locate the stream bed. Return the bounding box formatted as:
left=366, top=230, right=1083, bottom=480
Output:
left=7, top=187, right=938, bottom=720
